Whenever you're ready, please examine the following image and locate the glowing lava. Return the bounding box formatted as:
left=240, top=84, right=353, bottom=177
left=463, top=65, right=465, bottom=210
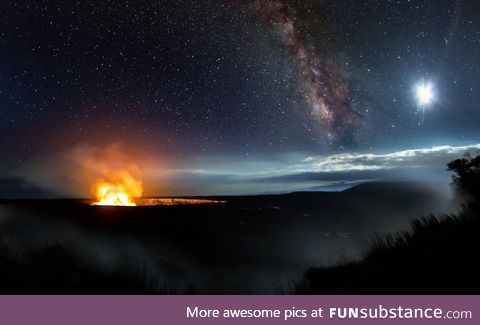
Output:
left=91, top=170, right=143, bottom=206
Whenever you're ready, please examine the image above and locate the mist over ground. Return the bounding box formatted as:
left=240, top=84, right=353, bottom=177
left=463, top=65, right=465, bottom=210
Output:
left=0, top=182, right=450, bottom=293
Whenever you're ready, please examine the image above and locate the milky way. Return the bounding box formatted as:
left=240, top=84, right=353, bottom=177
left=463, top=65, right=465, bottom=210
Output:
left=252, top=0, right=361, bottom=143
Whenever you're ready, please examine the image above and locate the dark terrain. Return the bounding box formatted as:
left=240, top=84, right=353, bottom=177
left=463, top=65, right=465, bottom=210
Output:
left=0, top=181, right=448, bottom=293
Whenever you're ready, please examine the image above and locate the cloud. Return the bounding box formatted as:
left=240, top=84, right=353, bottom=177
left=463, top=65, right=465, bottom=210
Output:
left=301, top=144, right=480, bottom=173
left=0, top=178, right=57, bottom=199
left=148, top=143, right=480, bottom=195
left=7, top=143, right=480, bottom=197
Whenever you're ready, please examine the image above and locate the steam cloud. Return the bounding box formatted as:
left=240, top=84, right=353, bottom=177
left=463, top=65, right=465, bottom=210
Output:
left=16, top=143, right=144, bottom=198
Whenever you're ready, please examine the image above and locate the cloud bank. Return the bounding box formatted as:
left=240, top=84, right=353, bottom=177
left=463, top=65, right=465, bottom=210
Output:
left=3, top=143, right=480, bottom=197
left=299, top=144, right=480, bottom=173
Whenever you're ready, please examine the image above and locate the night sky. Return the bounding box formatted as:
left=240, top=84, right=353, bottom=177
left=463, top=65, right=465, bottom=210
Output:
left=2, top=0, right=480, bottom=196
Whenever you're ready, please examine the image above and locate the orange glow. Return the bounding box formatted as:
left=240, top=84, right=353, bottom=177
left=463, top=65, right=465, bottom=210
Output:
left=138, top=198, right=226, bottom=206
left=91, top=170, right=143, bottom=206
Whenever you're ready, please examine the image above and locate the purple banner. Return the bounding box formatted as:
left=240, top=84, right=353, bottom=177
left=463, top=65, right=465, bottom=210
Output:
left=0, top=295, right=478, bottom=325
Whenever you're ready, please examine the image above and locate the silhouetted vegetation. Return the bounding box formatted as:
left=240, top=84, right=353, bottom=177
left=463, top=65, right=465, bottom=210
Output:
left=448, top=153, right=480, bottom=202
left=298, top=154, right=480, bottom=294
left=0, top=244, right=153, bottom=294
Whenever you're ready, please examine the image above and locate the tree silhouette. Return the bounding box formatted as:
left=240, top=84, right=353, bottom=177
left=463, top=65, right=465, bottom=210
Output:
left=447, top=153, right=480, bottom=202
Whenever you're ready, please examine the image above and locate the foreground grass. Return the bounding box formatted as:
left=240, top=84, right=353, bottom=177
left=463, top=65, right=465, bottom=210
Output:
left=297, top=201, right=480, bottom=294
left=0, top=243, right=159, bottom=294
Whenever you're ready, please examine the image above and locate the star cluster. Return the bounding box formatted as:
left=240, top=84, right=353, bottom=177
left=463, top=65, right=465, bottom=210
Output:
left=254, top=0, right=362, bottom=144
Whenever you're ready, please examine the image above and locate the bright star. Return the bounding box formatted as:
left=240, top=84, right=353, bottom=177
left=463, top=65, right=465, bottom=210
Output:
left=415, top=82, right=434, bottom=106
